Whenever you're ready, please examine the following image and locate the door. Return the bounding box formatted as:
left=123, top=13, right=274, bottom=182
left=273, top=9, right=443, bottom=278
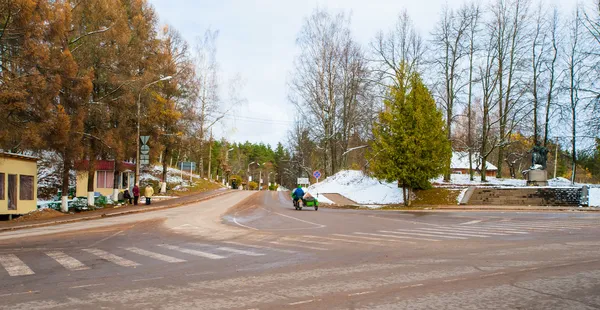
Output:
left=8, top=174, right=17, bottom=210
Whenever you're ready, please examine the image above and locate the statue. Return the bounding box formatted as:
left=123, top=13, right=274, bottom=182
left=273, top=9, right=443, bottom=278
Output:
left=531, top=142, right=549, bottom=170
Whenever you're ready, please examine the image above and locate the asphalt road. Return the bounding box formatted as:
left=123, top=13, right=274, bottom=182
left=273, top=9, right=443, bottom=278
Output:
left=1, top=191, right=600, bottom=309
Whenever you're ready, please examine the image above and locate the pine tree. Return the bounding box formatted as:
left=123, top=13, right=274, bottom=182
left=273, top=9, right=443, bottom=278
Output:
left=370, top=70, right=451, bottom=206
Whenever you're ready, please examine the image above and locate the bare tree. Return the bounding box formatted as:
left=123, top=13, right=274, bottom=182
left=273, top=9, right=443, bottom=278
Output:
left=431, top=5, right=471, bottom=181
left=544, top=8, right=561, bottom=147
left=561, top=6, right=589, bottom=184
left=465, top=2, right=482, bottom=180
left=289, top=8, right=370, bottom=176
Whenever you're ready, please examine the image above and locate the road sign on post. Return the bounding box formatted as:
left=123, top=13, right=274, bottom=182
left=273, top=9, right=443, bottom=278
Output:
left=297, top=178, right=309, bottom=186
left=140, top=136, right=150, bottom=165
left=313, top=170, right=322, bottom=183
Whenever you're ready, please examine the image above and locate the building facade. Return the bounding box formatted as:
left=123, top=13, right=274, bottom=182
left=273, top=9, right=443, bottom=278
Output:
left=0, top=153, right=38, bottom=215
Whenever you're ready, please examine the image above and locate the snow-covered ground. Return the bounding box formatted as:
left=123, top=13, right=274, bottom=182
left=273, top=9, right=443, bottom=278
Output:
left=306, top=170, right=404, bottom=205
left=432, top=174, right=578, bottom=187
left=589, top=188, right=600, bottom=207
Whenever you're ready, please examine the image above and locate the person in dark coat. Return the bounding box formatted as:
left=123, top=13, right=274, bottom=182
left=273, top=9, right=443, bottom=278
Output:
left=132, top=184, right=140, bottom=205
left=123, top=189, right=132, bottom=205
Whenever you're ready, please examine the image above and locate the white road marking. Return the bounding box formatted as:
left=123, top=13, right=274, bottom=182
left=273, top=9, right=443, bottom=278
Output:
left=0, top=254, right=35, bottom=276
left=348, top=291, right=375, bottom=296
left=122, top=247, right=187, bottom=263
left=480, top=272, right=506, bottom=278
left=354, top=232, right=440, bottom=242
left=46, top=251, right=90, bottom=271
left=460, top=220, right=483, bottom=225
left=398, top=283, right=424, bottom=289
left=260, top=207, right=326, bottom=229
left=302, top=235, right=384, bottom=246
left=158, top=244, right=225, bottom=260
left=288, top=299, right=316, bottom=305
left=443, top=277, right=468, bottom=282
left=233, top=205, right=260, bottom=231
left=217, top=247, right=265, bottom=256
left=0, top=291, right=39, bottom=297
left=458, top=226, right=529, bottom=234
left=380, top=230, right=466, bottom=240
left=281, top=237, right=332, bottom=245
left=421, top=227, right=511, bottom=236
left=397, top=229, right=489, bottom=238
left=69, top=283, right=104, bottom=289
left=222, top=241, right=297, bottom=254
left=496, top=223, right=580, bottom=229
left=269, top=241, right=328, bottom=251
left=132, top=276, right=164, bottom=282
left=82, top=248, right=141, bottom=267
left=332, top=234, right=416, bottom=244
left=478, top=225, right=557, bottom=231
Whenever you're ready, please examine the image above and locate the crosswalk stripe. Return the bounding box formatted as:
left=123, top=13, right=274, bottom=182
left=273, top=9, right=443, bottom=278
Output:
left=402, top=229, right=489, bottom=238
left=302, top=235, right=384, bottom=246
left=281, top=237, right=332, bottom=246
left=481, top=225, right=562, bottom=231
left=459, top=226, right=530, bottom=234
left=332, top=234, right=416, bottom=244
left=122, top=247, right=186, bottom=263
left=380, top=230, right=467, bottom=240
left=158, top=244, right=225, bottom=260
left=355, top=232, right=440, bottom=242
left=496, top=222, right=581, bottom=229
left=82, top=249, right=140, bottom=267
left=46, top=251, right=90, bottom=271
left=423, top=227, right=512, bottom=236
left=0, top=254, right=35, bottom=276
left=217, top=247, right=264, bottom=256
left=222, top=241, right=297, bottom=254
left=269, top=241, right=328, bottom=251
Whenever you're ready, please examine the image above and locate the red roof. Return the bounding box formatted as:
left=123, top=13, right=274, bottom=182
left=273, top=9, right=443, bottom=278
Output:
left=74, top=160, right=135, bottom=171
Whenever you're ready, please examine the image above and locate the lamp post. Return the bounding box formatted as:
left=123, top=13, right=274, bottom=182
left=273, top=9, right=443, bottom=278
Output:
left=135, top=76, right=172, bottom=185
left=247, top=161, right=255, bottom=190
left=257, top=162, right=266, bottom=191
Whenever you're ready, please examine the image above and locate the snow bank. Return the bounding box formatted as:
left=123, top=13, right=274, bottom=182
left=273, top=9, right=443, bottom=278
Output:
left=306, top=170, right=404, bottom=205
left=432, top=174, right=582, bottom=188
left=589, top=188, right=600, bottom=207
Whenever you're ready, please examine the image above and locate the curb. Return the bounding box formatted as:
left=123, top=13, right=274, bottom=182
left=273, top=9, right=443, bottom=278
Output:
left=0, top=190, right=235, bottom=233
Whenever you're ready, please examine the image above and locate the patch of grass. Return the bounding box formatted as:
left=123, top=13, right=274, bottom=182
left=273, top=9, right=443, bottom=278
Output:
left=168, top=178, right=224, bottom=197
left=412, top=188, right=462, bottom=206
left=376, top=205, right=439, bottom=210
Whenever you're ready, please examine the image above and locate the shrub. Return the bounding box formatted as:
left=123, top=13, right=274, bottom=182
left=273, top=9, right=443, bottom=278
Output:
left=269, top=184, right=279, bottom=191
left=248, top=181, right=258, bottom=190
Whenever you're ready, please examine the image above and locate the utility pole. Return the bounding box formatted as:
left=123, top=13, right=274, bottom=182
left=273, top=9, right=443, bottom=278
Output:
left=208, top=129, right=213, bottom=180
left=554, top=137, right=559, bottom=179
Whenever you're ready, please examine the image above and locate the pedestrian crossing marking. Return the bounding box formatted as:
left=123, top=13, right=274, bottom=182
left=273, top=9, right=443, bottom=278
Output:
left=332, top=233, right=416, bottom=244
left=399, top=229, right=489, bottom=238
left=216, top=247, right=264, bottom=256
left=122, top=247, right=187, bottom=263
left=0, top=254, right=35, bottom=276
left=355, top=232, right=441, bottom=242
left=83, top=248, right=141, bottom=267
left=269, top=241, right=328, bottom=251
left=302, top=235, right=384, bottom=246
left=281, top=237, right=332, bottom=246
left=46, top=251, right=90, bottom=271
left=420, top=227, right=512, bottom=236
left=158, top=244, right=225, bottom=260
left=222, top=241, right=297, bottom=254
left=380, top=230, right=467, bottom=240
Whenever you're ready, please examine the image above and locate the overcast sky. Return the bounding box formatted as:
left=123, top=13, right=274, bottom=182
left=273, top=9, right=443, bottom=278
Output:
left=149, top=0, right=576, bottom=148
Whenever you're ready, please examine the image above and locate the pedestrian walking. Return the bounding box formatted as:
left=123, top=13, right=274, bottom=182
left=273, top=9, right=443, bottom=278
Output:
left=132, top=184, right=140, bottom=205
left=144, top=184, right=154, bottom=205
left=123, top=189, right=132, bottom=205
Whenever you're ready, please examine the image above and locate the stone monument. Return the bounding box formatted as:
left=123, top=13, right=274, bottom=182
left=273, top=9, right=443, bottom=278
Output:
left=526, top=142, right=549, bottom=186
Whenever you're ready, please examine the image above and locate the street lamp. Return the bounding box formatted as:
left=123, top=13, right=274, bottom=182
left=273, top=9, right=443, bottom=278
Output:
left=247, top=161, right=256, bottom=190
left=135, top=76, right=172, bottom=185
left=257, top=162, right=266, bottom=191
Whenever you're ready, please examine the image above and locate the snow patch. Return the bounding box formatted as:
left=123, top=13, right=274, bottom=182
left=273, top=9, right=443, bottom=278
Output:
left=589, top=188, right=600, bottom=207
left=456, top=188, right=468, bottom=204
left=306, top=170, right=404, bottom=205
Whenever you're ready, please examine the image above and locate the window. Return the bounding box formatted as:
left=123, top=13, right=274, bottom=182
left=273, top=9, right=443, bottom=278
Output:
left=96, top=171, right=114, bottom=189
left=0, top=173, right=4, bottom=200
left=8, top=174, right=16, bottom=210
left=19, top=175, right=34, bottom=200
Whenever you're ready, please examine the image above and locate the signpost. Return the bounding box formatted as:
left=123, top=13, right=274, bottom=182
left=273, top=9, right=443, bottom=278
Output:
left=140, top=136, right=150, bottom=165
left=178, top=162, right=196, bottom=182
left=297, top=178, right=310, bottom=186
left=313, top=170, right=322, bottom=183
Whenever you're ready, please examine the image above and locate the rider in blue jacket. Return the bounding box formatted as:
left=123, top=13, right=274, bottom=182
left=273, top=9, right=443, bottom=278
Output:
left=292, top=185, right=304, bottom=203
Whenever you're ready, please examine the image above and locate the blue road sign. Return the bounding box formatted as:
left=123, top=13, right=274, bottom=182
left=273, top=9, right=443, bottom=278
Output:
left=313, top=170, right=321, bottom=179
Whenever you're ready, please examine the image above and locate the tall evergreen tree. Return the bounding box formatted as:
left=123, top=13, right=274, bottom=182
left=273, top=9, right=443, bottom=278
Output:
left=370, top=69, right=451, bottom=206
